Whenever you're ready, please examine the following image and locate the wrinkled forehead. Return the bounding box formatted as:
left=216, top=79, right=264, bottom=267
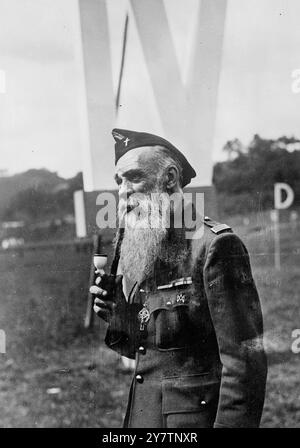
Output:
left=115, top=146, right=154, bottom=176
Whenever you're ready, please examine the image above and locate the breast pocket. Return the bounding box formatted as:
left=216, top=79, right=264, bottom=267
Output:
left=162, top=373, right=220, bottom=428
left=154, top=302, right=191, bottom=350
left=151, top=286, right=202, bottom=350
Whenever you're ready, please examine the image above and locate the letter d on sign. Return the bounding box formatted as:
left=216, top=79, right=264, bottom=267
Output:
left=274, top=183, right=294, bottom=210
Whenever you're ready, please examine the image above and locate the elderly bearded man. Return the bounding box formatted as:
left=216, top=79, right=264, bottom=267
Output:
left=90, top=129, right=267, bottom=429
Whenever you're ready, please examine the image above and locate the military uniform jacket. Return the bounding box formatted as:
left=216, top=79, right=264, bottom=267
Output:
left=104, top=218, right=267, bottom=428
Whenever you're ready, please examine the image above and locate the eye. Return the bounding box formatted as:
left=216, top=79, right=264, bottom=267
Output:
left=127, top=172, right=144, bottom=183
left=131, top=176, right=142, bottom=183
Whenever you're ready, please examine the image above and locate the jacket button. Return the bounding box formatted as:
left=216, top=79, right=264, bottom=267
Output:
left=201, top=400, right=206, bottom=405
left=135, top=374, right=144, bottom=383
left=166, top=301, right=172, bottom=306
left=138, top=346, right=146, bottom=355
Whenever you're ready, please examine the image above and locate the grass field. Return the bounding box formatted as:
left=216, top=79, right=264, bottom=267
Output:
left=0, top=221, right=299, bottom=428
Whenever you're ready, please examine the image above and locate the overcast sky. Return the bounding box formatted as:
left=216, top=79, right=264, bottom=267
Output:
left=0, top=0, right=300, bottom=179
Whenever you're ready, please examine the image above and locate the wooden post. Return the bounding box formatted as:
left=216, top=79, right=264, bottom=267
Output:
left=272, top=209, right=280, bottom=271
left=0, top=329, right=6, bottom=354
left=270, top=209, right=280, bottom=270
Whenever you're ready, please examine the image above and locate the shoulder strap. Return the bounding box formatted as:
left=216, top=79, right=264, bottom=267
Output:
left=203, top=216, right=232, bottom=235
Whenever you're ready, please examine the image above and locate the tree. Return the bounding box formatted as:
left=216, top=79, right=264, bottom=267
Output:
left=223, top=138, right=244, bottom=161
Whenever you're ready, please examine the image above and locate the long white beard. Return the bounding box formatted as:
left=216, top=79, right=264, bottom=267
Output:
left=118, top=192, right=189, bottom=285
left=118, top=192, right=169, bottom=284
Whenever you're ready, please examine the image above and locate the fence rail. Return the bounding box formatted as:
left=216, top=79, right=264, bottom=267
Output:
left=0, top=237, right=94, bottom=255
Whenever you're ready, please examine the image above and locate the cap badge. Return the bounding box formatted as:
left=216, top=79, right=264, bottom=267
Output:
left=113, top=131, right=125, bottom=141
left=124, top=137, right=130, bottom=147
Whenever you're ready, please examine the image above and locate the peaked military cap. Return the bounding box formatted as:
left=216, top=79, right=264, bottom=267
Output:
left=112, top=128, right=196, bottom=187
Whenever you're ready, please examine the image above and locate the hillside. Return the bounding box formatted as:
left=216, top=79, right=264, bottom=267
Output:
left=0, top=169, right=65, bottom=212
left=0, top=169, right=83, bottom=222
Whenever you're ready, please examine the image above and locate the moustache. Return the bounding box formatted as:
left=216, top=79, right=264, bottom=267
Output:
left=118, top=193, right=171, bottom=228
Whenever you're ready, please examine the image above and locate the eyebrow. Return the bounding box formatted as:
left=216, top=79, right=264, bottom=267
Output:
left=114, top=169, right=145, bottom=183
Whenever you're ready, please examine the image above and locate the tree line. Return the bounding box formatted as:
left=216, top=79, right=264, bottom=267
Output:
left=213, top=134, right=300, bottom=216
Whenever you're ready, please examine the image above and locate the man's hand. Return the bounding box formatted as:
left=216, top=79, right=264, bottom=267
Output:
left=90, top=275, right=116, bottom=323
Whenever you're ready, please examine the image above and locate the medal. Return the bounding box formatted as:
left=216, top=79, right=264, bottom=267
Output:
left=176, top=293, right=186, bottom=303
left=138, top=305, right=150, bottom=331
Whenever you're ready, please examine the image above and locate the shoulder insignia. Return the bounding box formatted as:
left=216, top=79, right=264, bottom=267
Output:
left=203, top=216, right=232, bottom=235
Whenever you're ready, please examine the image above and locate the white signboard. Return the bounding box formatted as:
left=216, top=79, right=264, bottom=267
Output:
left=274, top=183, right=294, bottom=210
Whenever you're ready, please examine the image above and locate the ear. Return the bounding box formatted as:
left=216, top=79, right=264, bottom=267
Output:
left=165, top=166, right=179, bottom=190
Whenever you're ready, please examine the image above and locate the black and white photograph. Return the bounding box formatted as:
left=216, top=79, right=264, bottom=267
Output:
left=0, top=0, right=299, bottom=432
